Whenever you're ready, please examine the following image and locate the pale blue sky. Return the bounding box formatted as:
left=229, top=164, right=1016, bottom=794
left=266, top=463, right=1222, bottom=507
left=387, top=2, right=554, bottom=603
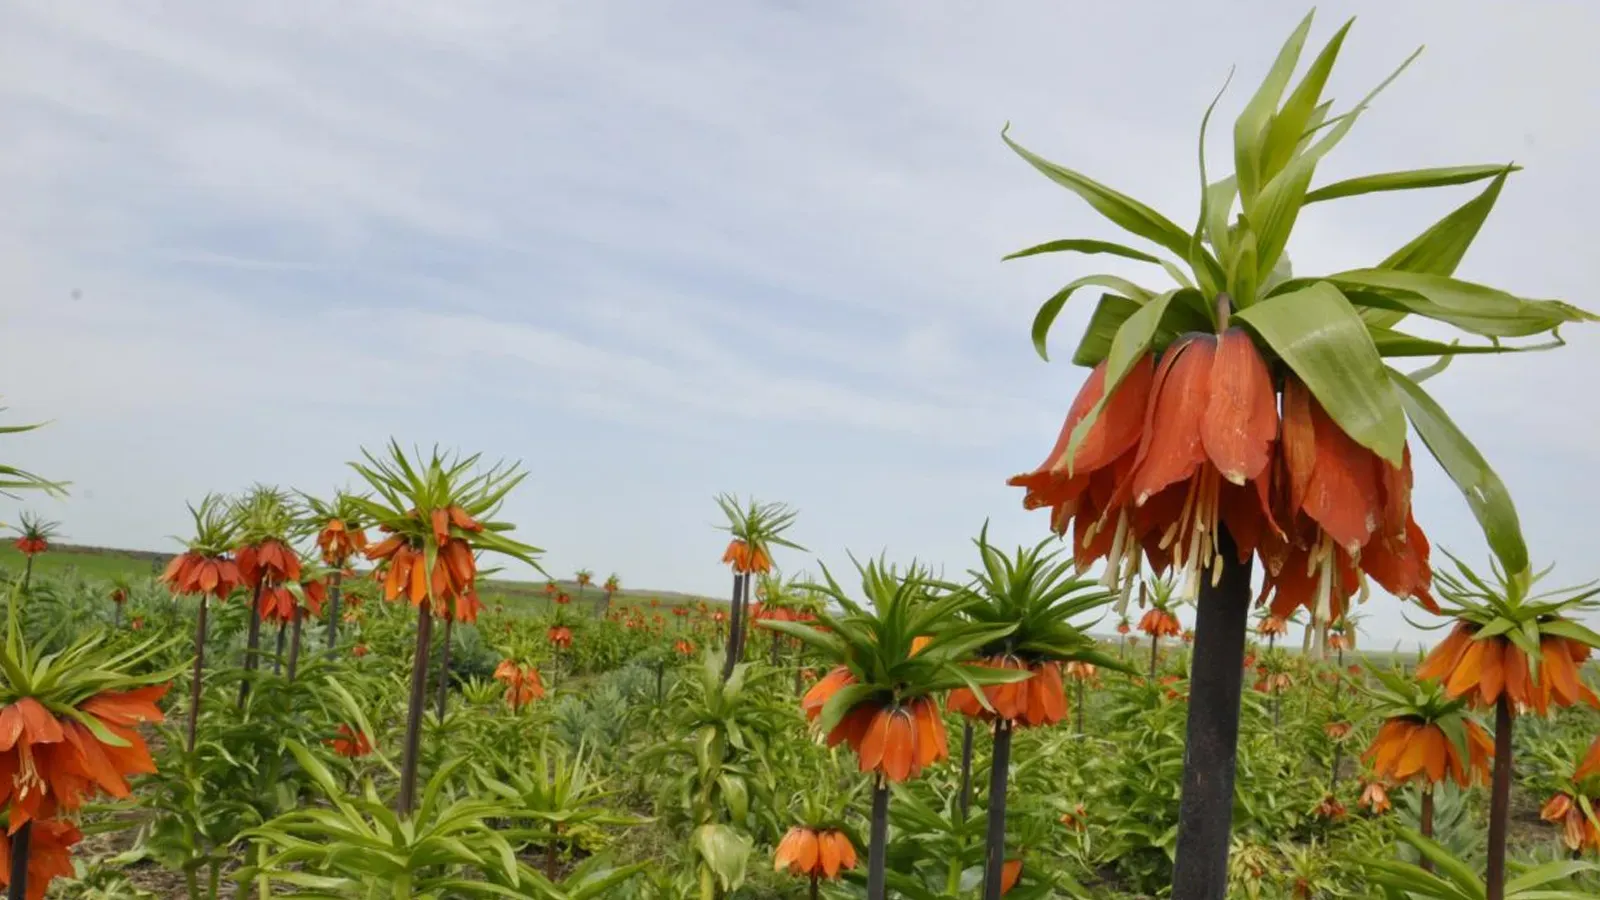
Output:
left=2, top=2, right=1597, bottom=649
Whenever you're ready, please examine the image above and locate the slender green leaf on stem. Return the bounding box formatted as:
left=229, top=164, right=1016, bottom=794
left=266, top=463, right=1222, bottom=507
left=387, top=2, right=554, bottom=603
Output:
left=1388, top=366, right=1529, bottom=582
left=1260, top=18, right=1354, bottom=181
left=1233, top=282, right=1406, bottom=464
left=1305, top=163, right=1520, bottom=204
left=1002, top=238, right=1163, bottom=264
left=1331, top=271, right=1595, bottom=338
left=1031, top=274, right=1154, bottom=361
left=1233, top=10, right=1315, bottom=206
left=1002, top=125, right=1195, bottom=259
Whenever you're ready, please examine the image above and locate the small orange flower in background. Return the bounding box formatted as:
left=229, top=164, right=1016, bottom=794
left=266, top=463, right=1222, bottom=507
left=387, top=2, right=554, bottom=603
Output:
left=1181, top=628, right=1194, bottom=645
left=1059, top=803, right=1088, bottom=832
left=1254, top=671, right=1291, bottom=693
left=1063, top=661, right=1097, bottom=681
left=1116, top=619, right=1131, bottom=636
left=161, top=549, right=243, bottom=600
left=1313, top=793, right=1346, bottom=820
left=1258, top=615, right=1289, bottom=638
left=1363, top=716, right=1493, bottom=788
left=130, top=616, right=144, bottom=631
left=948, top=657, right=1067, bottom=728
left=1359, top=781, right=1391, bottom=815
left=327, top=724, right=372, bottom=759
left=1000, top=858, right=1024, bottom=894
left=352, top=643, right=369, bottom=658
left=1539, top=793, right=1595, bottom=852
left=546, top=626, right=573, bottom=650
left=773, top=826, right=857, bottom=880
left=0, top=818, right=80, bottom=900
left=236, top=538, right=302, bottom=591
left=1138, top=608, right=1181, bottom=639
left=11, top=537, right=46, bottom=556
left=316, top=518, right=368, bottom=567
left=554, top=592, right=571, bottom=606
left=673, top=639, right=695, bottom=657
left=1160, top=674, right=1188, bottom=702
left=1538, top=736, right=1600, bottom=853
left=493, top=661, right=545, bottom=710
left=1324, top=721, right=1353, bottom=742
left=1418, top=622, right=1600, bottom=716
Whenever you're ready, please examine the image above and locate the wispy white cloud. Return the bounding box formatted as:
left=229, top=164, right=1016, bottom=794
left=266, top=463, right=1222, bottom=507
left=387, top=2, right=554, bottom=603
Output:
left=1, top=1, right=1596, bottom=645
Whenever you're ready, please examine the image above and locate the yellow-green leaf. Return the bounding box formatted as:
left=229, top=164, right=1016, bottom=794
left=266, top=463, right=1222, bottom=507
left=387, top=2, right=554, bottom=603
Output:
left=1331, top=270, right=1595, bottom=338
left=1305, top=164, right=1520, bottom=205
left=1387, top=366, right=1528, bottom=581
left=1031, top=274, right=1154, bottom=361
left=1003, top=125, right=1194, bottom=260
left=1232, top=282, right=1406, bottom=464
left=1003, top=238, right=1163, bottom=264
left=1234, top=10, right=1315, bottom=207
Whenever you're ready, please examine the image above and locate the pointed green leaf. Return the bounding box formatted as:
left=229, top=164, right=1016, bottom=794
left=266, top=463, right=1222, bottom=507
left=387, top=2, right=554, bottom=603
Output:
left=1003, top=126, right=1194, bottom=259
left=1234, top=10, right=1314, bottom=206
left=1031, top=275, right=1154, bottom=361
left=1306, top=164, right=1520, bottom=205
left=1232, top=282, right=1406, bottom=464
left=1003, top=239, right=1163, bottom=264
left=1261, top=19, right=1353, bottom=181
left=1388, top=367, right=1528, bottom=581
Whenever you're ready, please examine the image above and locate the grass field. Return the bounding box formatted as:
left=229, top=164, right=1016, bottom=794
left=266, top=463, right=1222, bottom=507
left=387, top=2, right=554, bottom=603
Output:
left=0, top=543, right=723, bottom=616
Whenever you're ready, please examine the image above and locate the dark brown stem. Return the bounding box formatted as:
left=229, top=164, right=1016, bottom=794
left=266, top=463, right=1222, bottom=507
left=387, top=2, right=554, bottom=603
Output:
left=545, top=824, right=561, bottom=879
left=867, top=776, right=890, bottom=900
left=769, top=628, right=781, bottom=667
left=809, top=874, right=820, bottom=900
left=187, top=595, right=209, bottom=753
left=982, top=720, right=1014, bottom=900
left=720, top=573, right=744, bottom=682
left=273, top=621, right=286, bottom=675
left=436, top=612, right=455, bottom=721
left=1486, top=694, right=1513, bottom=900
left=397, top=603, right=433, bottom=815
left=1076, top=678, right=1086, bottom=735
left=7, top=820, right=30, bottom=900
left=959, top=720, right=975, bottom=820
left=1420, top=787, right=1435, bottom=873
left=21, top=556, right=33, bottom=593
left=238, top=581, right=265, bottom=708
left=112, top=602, right=121, bottom=630
left=287, top=609, right=303, bottom=682
left=325, top=570, right=343, bottom=654
left=1170, top=527, right=1253, bottom=900
left=1150, top=634, right=1160, bottom=678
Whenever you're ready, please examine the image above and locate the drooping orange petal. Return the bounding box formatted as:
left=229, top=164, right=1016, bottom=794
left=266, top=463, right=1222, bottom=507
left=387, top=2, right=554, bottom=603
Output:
left=1130, top=335, right=1215, bottom=506
left=882, top=709, right=915, bottom=782
left=1009, top=354, right=1155, bottom=500
left=1444, top=639, right=1487, bottom=700
left=1201, top=327, right=1277, bottom=486
left=1417, top=623, right=1475, bottom=684
left=1001, top=859, right=1023, bottom=894
left=835, top=831, right=858, bottom=871
left=1575, top=736, right=1600, bottom=782
left=1300, top=397, right=1382, bottom=555
left=818, top=829, right=842, bottom=878
left=857, top=708, right=891, bottom=773
left=794, top=828, right=819, bottom=875
left=1476, top=637, right=1505, bottom=707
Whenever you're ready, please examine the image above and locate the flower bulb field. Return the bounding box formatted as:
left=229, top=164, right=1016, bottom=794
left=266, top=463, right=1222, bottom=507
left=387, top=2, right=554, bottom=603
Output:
left=5, top=8, right=1600, bottom=900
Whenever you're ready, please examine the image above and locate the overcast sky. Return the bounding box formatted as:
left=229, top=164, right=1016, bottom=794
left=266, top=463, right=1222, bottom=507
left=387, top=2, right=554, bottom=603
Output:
left=2, top=2, right=1596, bottom=649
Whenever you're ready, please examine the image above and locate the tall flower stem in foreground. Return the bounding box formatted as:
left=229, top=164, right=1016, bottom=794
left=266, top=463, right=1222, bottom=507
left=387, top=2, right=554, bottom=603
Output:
left=1170, top=533, right=1253, bottom=897
left=1486, top=695, right=1513, bottom=894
